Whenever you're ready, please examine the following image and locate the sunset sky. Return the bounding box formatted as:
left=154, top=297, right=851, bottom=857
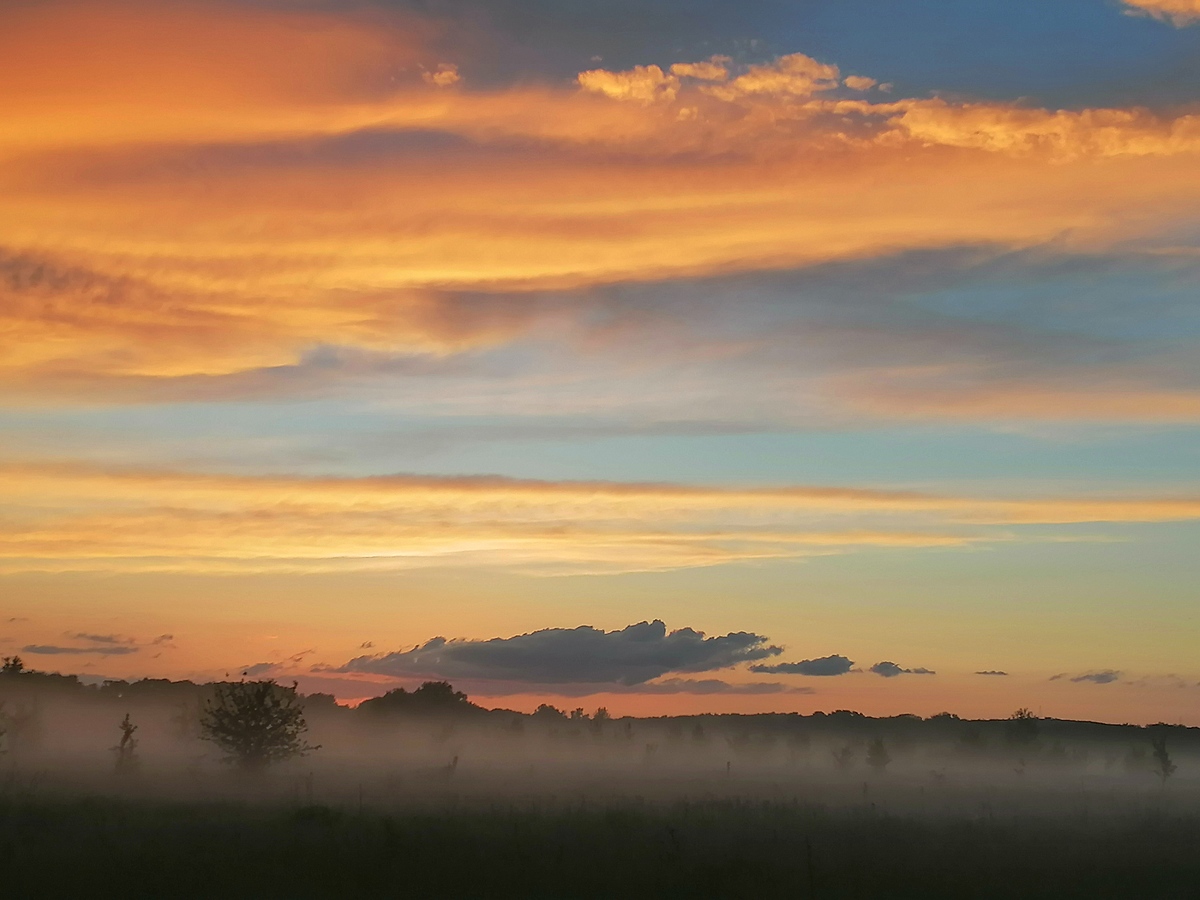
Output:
left=3, top=0, right=1199, bottom=723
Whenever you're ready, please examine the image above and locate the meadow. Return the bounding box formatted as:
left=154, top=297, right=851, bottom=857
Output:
left=2, top=668, right=1198, bottom=898
left=3, top=791, right=1199, bottom=899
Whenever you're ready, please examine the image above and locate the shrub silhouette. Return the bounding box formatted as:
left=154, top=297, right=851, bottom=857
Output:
left=200, top=680, right=316, bottom=771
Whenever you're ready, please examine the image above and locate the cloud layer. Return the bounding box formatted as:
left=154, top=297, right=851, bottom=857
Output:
left=1, top=0, right=1199, bottom=427
left=1, top=462, right=1198, bottom=575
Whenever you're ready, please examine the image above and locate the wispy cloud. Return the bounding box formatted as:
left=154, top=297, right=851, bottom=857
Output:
left=68, top=632, right=134, bottom=645
left=1066, top=669, right=1123, bottom=685
left=0, top=461, right=1196, bottom=574
left=22, top=643, right=138, bottom=657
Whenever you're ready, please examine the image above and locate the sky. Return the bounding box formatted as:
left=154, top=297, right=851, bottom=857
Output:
left=2, top=0, right=1199, bottom=723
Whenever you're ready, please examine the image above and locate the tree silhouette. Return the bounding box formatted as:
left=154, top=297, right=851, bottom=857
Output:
left=1, top=656, right=24, bottom=676
left=113, top=713, right=139, bottom=773
left=866, top=739, right=891, bottom=772
left=532, top=703, right=567, bottom=722
left=1150, top=734, right=1177, bottom=787
left=200, top=680, right=316, bottom=771
left=358, top=681, right=477, bottom=717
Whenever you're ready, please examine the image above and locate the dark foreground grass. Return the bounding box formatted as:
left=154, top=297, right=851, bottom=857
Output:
left=2, top=796, right=1199, bottom=899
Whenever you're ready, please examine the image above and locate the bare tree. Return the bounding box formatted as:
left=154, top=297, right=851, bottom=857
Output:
left=113, top=713, right=139, bottom=773
left=200, top=680, right=317, bottom=772
left=1151, top=734, right=1177, bottom=787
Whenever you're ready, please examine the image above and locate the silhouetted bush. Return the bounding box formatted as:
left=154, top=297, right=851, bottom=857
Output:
left=200, top=680, right=316, bottom=771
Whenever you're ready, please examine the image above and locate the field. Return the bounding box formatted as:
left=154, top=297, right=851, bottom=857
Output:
left=3, top=673, right=1199, bottom=898
left=3, top=791, right=1200, bottom=899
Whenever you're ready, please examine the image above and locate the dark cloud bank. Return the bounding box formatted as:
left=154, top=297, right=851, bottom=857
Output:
left=870, top=661, right=936, bottom=678
left=751, top=654, right=855, bottom=677
left=338, top=620, right=782, bottom=686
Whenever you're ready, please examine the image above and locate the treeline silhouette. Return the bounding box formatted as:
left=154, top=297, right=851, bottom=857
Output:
left=1, top=654, right=1196, bottom=763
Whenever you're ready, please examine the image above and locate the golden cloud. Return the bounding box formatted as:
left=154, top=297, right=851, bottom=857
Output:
left=578, top=64, right=681, bottom=103
left=1122, top=0, right=1200, bottom=24
left=702, top=53, right=841, bottom=101
left=0, top=463, right=1196, bottom=575
left=670, top=58, right=731, bottom=82
left=2, top=0, right=1200, bottom=415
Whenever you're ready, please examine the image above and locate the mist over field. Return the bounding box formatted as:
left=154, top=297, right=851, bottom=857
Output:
left=4, top=665, right=1199, bottom=898
left=5, top=670, right=1198, bottom=808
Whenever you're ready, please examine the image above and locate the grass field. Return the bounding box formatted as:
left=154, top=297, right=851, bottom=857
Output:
left=3, top=793, right=1199, bottom=899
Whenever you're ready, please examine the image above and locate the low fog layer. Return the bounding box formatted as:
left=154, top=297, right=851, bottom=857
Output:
left=2, top=663, right=1197, bottom=820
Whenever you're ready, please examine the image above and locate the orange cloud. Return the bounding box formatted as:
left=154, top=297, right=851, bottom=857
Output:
left=1122, top=0, right=1200, bottom=24
left=423, top=64, right=462, bottom=88
left=578, top=64, right=680, bottom=103
left=843, top=76, right=877, bottom=91
left=669, top=58, right=731, bottom=82
left=0, top=462, right=1195, bottom=575
left=2, top=2, right=1200, bottom=413
left=0, top=0, right=441, bottom=152
left=891, top=99, right=1200, bottom=158
left=703, top=53, right=840, bottom=101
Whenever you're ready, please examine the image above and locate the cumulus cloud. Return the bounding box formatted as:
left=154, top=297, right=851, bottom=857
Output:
left=422, top=63, right=461, bottom=87
left=704, top=52, right=840, bottom=100
left=22, top=643, right=139, bottom=656
left=843, top=75, right=876, bottom=91
left=870, top=661, right=936, bottom=678
left=749, top=654, right=854, bottom=676
left=577, top=64, right=679, bottom=103
left=338, top=620, right=782, bottom=685
left=669, top=58, right=730, bottom=82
